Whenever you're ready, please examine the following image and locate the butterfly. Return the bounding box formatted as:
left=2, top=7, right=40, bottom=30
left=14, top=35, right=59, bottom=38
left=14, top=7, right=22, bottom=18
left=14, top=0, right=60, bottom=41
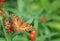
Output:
left=10, top=14, right=35, bottom=33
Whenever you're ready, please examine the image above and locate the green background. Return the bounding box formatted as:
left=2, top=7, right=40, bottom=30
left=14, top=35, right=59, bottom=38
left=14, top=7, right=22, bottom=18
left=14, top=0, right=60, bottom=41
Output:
left=0, top=0, right=60, bottom=41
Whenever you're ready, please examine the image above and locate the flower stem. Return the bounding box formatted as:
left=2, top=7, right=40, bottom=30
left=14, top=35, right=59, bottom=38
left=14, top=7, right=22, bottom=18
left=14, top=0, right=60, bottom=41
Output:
left=1, top=20, right=11, bottom=41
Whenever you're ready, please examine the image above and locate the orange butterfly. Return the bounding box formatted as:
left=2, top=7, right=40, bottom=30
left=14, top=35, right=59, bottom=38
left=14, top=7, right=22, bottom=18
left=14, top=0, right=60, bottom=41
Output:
left=10, top=14, right=35, bottom=32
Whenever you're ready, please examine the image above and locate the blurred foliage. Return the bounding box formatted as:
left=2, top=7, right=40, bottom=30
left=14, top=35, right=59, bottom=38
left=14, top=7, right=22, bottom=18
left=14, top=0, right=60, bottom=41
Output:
left=0, top=0, right=60, bottom=41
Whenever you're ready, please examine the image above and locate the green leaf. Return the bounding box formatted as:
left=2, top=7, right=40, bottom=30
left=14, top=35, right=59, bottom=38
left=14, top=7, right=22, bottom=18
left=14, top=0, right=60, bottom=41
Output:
left=50, top=15, right=60, bottom=22
left=52, top=39, right=60, bottom=41
left=17, top=0, right=25, bottom=13
left=0, top=38, right=6, bottom=41
left=36, top=37, right=40, bottom=41
left=13, top=35, right=28, bottom=41
left=39, top=32, right=60, bottom=41
left=34, top=16, right=39, bottom=32
left=41, top=0, right=51, bottom=12
left=51, top=0, right=60, bottom=11
left=46, top=22, right=60, bottom=30
left=41, top=23, right=50, bottom=35
left=26, top=17, right=34, bottom=24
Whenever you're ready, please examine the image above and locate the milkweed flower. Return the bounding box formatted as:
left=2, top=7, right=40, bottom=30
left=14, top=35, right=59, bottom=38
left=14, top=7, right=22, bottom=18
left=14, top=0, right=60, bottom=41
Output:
left=4, top=20, right=14, bottom=34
